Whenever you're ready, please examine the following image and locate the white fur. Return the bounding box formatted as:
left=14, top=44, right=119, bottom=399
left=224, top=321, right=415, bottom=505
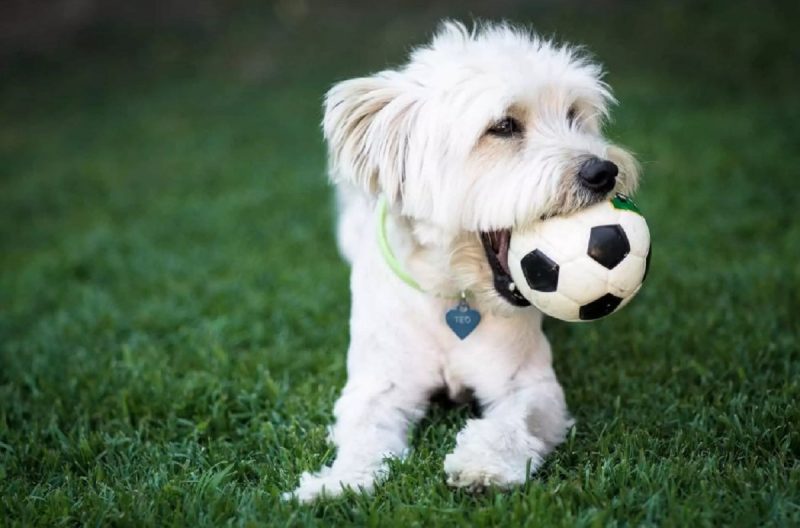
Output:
left=283, top=21, right=639, bottom=502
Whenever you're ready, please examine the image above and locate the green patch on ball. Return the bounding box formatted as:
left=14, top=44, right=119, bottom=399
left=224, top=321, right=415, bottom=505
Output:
left=611, top=193, right=642, bottom=215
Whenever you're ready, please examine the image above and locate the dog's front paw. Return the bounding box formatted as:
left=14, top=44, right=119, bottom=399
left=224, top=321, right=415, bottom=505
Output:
left=282, top=463, right=388, bottom=503
left=443, top=419, right=546, bottom=491
left=281, top=468, right=334, bottom=503
left=443, top=450, right=528, bottom=490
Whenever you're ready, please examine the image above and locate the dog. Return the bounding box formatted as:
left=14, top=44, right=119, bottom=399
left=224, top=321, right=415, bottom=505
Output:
left=284, top=20, right=639, bottom=502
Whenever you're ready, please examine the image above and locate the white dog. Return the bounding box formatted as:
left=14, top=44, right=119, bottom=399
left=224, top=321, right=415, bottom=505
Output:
left=284, top=20, right=638, bottom=502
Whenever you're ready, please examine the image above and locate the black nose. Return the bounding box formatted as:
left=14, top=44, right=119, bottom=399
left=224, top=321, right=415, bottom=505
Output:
left=578, top=157, right=618, bottom=192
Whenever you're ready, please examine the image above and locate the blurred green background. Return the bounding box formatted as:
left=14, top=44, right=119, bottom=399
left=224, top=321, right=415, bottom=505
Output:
left=1, top=0, right=799, bottom=526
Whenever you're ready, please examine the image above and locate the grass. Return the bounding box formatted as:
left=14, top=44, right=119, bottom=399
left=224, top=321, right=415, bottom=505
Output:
left=1, top=1, right=799, bottom=525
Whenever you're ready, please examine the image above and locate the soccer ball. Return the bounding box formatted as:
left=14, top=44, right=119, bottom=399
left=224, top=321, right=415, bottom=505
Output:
left=508, top=194, right=651, bottom=322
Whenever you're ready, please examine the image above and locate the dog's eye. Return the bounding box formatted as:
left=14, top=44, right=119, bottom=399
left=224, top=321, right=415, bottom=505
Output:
left=487, top=117, right=523, bottom=138
left=567, top=105, right=578, bottom=125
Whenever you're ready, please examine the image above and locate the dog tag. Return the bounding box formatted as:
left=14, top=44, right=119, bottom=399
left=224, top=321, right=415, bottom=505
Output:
left=445, top=297, right=481, bottom=340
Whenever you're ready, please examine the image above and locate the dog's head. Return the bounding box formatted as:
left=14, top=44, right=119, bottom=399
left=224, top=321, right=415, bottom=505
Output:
left=324, top=21, right=639, bottom=310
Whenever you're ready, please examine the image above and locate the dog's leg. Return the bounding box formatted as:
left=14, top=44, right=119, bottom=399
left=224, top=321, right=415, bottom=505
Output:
left=443, top=367, right=572, bottom=490
left=284, top=378, right=428, bottom=502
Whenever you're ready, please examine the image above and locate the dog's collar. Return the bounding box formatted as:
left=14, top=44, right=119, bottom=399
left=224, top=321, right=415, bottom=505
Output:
left=376, top=196, right=482, bottom=339
left=376, top=196, right=424, bottom=292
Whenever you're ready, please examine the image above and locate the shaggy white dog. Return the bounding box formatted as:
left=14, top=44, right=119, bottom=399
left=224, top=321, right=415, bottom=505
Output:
left=284, top=20, right=639, bottom=502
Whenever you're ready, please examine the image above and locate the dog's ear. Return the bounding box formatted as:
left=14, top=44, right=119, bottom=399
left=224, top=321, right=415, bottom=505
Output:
left=323, top=72, right=417, bottom=203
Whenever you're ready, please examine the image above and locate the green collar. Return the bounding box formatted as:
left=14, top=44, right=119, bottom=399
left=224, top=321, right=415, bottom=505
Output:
left=376, top=196, right=425, bottom=292
left=376, top=197, right=479, bottom=338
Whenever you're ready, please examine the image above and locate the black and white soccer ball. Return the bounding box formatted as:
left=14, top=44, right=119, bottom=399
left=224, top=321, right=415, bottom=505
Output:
left=508, top=194, right=651, bottom=322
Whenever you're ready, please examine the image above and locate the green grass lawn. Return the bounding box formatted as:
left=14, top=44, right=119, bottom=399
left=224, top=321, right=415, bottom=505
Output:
left=1, top=1, right=799, bottom=526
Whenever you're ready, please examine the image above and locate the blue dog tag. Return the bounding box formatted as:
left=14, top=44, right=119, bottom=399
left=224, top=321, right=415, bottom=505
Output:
left=445, top=297, right=481, bottom=340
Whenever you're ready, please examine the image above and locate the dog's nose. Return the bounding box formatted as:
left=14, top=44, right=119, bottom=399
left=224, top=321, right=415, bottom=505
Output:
left=578, top=157, right=618, bottom=193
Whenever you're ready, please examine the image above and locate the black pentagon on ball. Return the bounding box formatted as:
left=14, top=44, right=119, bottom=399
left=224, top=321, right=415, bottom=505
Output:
left=579, top=293, right=623, bottom=320
left=521, top=249, right=559, bottom=292
left=587, top=224, right=630, bottom=269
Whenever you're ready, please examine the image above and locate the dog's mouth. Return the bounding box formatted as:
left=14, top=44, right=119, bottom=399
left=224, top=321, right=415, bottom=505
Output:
left=480, top=230, right=531, bottom=307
